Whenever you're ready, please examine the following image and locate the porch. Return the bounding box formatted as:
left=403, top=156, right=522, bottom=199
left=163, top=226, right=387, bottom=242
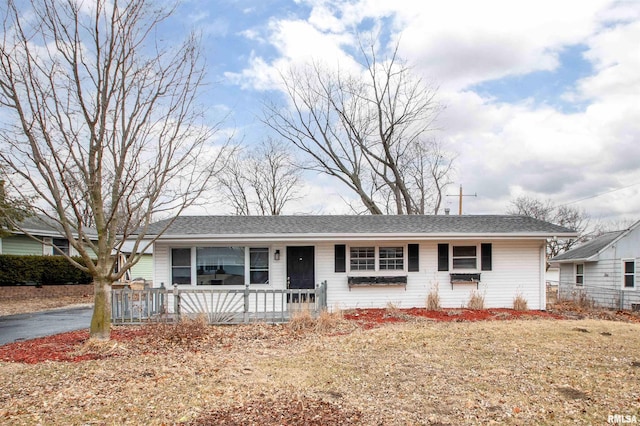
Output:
left=111, top=281, right=327, bottom=325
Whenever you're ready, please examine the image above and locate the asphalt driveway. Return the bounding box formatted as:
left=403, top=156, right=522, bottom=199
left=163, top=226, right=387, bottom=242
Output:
left=0, top=306, right=93, bottom=346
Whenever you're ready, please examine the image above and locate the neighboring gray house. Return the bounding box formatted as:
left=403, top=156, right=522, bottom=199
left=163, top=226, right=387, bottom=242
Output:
left=0, top=215, right=153, bottom=282
left=146, top=215, right=576, bottom=311
left=0, top=215, right=80, bottom=256
left=550, top=220, right=640, bottom=310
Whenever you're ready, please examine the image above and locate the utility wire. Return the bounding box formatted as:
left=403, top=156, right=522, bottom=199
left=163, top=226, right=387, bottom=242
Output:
left=559, top=181, right=640, bottom=207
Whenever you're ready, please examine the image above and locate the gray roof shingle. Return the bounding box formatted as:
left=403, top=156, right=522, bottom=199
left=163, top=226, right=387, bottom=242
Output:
left=550, top=230, right=625, bottom=262
left=145, top=215, right=576, bottom=238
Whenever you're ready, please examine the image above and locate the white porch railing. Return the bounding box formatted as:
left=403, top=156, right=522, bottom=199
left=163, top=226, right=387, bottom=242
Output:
left=111, top=281, right=328, bottom=324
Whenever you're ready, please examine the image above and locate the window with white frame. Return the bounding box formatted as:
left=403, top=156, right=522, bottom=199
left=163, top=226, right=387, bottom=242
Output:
left=379, top=247, right=404, bottom=270
left=575, top=264, right=584, bottom=286
left=171, top=248, right=192, bottom=284
left=249, top=248, right=269, bottom=284
left=452, top=245, right=477, bottom=269
left=623, top=260, right=635, bottom=289
left=350, top=247, right=375, bottom=271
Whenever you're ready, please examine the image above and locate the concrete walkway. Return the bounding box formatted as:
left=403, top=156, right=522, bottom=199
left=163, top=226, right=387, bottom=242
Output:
left=0, top=305, right=93, bottom=346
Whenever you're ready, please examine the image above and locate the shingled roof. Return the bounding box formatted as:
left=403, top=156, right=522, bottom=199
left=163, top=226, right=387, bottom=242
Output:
left=145, top=215, right=576, bottom=239
left=550, top=230, right=625, bottom=262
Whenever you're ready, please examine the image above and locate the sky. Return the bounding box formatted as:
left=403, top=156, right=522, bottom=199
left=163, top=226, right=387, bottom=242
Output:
left=169, top=0, right=640, bottom=224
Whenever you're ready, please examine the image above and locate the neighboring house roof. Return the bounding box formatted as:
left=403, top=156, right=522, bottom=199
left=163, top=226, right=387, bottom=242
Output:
left=146, top=215, right=576, bottom=241
left=551, top=230, right=625, bottom=263
left=9, top=214, right=98, bottom=239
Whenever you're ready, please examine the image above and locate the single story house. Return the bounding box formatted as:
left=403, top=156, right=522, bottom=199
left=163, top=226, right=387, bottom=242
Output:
left=146, top=215, right=576, bottom=311
left=0, top=215, right=153, bottom=283
left=550, top=220, right=640, bottom=310
left=0, top=215, right=81, bottom=256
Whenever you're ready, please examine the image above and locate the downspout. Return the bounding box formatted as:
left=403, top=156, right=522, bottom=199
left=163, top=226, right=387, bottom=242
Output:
left=540, top=241, right=547, bottom=310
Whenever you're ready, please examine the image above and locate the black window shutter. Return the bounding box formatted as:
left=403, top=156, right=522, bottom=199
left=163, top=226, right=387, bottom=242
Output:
left=481, top=243, right=492, bottom=271
left=335, top=244, right=346, bottom=273
left=408, top=244, right=419, bottom=272
left=437, top=243, right=449, bottom=271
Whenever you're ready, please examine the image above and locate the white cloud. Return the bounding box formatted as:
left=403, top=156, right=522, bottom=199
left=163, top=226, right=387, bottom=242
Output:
left=222, top=0, right=640, bottom=221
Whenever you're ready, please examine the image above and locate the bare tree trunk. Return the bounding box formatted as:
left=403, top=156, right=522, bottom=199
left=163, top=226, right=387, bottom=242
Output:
left=90, top=277, right=112, bottom=340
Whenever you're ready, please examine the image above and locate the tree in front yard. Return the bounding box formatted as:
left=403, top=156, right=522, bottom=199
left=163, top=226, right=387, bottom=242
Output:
left=0, top=0, right=228, bottom=339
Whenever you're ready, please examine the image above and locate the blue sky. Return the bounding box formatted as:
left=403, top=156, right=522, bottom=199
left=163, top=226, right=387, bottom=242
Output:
left=170, top=0, right=640, bottom=224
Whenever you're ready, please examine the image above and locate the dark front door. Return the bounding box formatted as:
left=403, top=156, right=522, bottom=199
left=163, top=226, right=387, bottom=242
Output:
left=287, top=246, right=315, bottom=291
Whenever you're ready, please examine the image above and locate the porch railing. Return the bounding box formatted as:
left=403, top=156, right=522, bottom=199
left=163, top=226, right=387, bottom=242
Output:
left=111, top=281, right=328, bottom=325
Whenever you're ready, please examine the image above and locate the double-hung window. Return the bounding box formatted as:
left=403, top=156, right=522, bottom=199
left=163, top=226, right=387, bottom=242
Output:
left=171, top=248, right=192, bottom=284
left=452, top=246, right=477, bottom=269
left=575, top=264, right=584, bottom=286
left=623, top=260, right=635, bottom=289
left=249, top=248, right=269, bottom=284
left=350, top=247, right=375, bottom=271
left=379, top=247, right=404, bottom=270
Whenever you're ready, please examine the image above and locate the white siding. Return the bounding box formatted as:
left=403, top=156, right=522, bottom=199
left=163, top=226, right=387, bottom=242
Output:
left=154, top=238, right=548, bottom=311
left=320, top=239, right=545, bottom=310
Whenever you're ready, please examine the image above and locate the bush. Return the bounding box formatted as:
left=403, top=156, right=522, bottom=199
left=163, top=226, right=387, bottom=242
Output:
left=513, top=293, right=528, bottom=311
left=0, top=254, right=93, bottom=286
left=426, top=283, right=441, bottom=310
left=467, top=290, right=485, bottom=310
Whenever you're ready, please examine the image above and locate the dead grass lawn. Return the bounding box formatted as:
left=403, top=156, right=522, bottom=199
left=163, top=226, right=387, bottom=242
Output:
left=1, top=317, right=639, bottom=425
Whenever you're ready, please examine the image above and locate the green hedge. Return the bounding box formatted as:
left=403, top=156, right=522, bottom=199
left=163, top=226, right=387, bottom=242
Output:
left=0, top=255, right=93, bottom=286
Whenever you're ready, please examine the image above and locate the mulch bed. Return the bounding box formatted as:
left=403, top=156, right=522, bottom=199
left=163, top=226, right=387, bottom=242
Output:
left=342, top=307, right=562, bottom=329
left=0, top=306, right=635, bottom=364
left=0, top=327, right=147, bottom=364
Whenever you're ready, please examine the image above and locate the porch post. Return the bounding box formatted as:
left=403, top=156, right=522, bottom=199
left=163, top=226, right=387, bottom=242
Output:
left=173, top=284, right=180, bottom=320
left=243, top=283, right=250, bottom=323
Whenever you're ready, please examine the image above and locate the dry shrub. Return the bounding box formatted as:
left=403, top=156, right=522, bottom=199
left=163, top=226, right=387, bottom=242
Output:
left=316, top=309, right=345, bottom=332
left=288, top=309, right=316, bottom=333
left=513, top=293, right=528, bottom=311
left=575, top=292, right=595, bottom=309
left=426, top=283, right=441, bottom=311
left=71, top=338, right=128, bottom=358
left=288, top=309, right=346, bottom=333
left=467, top=290, right=485, bottom=310
left=145, top=314, right=210, bottom=343
left=385, top=302, right=400, bottom=315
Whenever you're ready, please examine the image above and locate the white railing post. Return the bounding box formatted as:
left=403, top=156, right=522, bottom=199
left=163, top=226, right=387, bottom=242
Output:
left=173, top=284, right=180, bottom=320
left=243, top=283, right=250, bottom=323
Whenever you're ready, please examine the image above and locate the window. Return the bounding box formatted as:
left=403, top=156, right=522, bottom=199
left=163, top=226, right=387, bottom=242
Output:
left=452, top=246, right=477, bottom=269
left=623, top=260, right=635, bottom=289
left=350, top=247, right=375, bottom=271
left=575, top=264, right=584, bottom=286
left=171, top=248, right=191, bottom=284
left=52, top=238, right=69, bottom=256
left=196, top=246, right=245, bottom=285
left=249, top=248, right=269, bottom=284
left=380, top=247, right=404, bottom=270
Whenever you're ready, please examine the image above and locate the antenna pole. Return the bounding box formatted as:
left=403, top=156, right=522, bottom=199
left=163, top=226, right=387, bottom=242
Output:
left=446, top=185, right=477, bottom=215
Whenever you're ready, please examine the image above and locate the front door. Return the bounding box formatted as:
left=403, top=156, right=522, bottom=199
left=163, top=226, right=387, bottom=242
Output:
left=287, top=246, right=315, bottom=302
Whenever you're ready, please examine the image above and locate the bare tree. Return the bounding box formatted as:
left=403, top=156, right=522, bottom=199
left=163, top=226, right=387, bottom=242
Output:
left=217, top=138, right=302, bottom=215
left=507, top=196, right=590, bottom=261
left=263, top=38, right=453, bottom=215
left=0, top=0, right=228, bottom=339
